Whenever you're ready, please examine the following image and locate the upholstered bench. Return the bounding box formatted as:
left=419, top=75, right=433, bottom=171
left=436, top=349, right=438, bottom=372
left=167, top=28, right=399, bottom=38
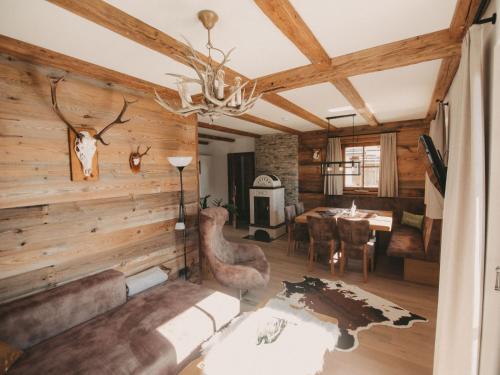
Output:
left=387, top=217, right=442, bottom=286
left=0, top=270, right=239, bottom=374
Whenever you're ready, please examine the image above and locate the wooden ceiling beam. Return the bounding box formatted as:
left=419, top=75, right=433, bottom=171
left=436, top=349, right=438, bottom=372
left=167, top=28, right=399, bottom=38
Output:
left=48, top=0, right=320, bottom=131
left=198, top=122, right=261, bottom=138
left=449, top=0, right=483, bottom=38
left=252, top=29, right=461, bottom=94
left=263, top=93, right=330, bottom=129
left=425, top=56, right=461, bottom=120
left=255, top=0, right=378, bottom=126
left=329, top=118, right=430, bottom=137
left=426, top=0, right=482, bottom=120
left=330, top=78, right=378, bottom=126
left=0, top=34, right=177, bottom=99
left=255, top=0, right=330, bottom=66
left=198, top=133, right=235, bottom=143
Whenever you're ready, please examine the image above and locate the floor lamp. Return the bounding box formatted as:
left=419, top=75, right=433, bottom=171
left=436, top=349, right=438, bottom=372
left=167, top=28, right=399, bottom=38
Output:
left=168, top=156, right=192, bottom=279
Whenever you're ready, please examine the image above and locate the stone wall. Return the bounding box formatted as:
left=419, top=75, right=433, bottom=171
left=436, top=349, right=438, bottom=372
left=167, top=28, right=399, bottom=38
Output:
left=255, top=134, right=299, bottom=205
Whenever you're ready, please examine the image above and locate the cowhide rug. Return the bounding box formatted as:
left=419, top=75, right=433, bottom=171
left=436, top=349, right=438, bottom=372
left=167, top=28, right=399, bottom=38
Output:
left=198, top=298, right=340, bottom=375
left=278, top=276, right=428, bottom=351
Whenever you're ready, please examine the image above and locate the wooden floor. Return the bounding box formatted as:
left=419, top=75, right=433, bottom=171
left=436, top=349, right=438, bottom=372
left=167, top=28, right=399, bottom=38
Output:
left=201, top=226, right=438, bottom=375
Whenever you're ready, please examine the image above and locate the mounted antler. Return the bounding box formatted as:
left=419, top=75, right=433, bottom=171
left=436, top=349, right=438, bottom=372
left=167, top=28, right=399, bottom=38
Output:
left=49, top=76, right=135, bottom=145
left=139, top=145, right=151, bottom=157
left=129, top=145, right=152, bottom=174
left=93, top=97, right=136, bottom=145
left=48, top=76, right=136, bottom=179
left=49, top=76, right=82, bottom=139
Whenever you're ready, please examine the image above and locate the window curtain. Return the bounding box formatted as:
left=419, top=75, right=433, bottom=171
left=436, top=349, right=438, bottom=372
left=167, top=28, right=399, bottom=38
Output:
left=378, top=133, right=398, bottom=197
left=324, top=137, right=343, bottom=195
left=424, top=103, right=446, bottom=218
left=433, top=26, right=486, bottom=375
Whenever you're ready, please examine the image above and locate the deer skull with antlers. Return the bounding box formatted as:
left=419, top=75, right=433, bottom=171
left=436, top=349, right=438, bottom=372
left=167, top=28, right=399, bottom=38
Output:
left=49, top=77, right=135, bottom=178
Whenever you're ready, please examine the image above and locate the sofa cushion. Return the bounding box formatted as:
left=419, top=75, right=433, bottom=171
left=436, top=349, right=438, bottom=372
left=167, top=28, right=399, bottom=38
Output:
left=0, top=269, right=126, bottom=350
left=10, top=280, right=239, bottom=375
left=401, top=211, right=424, bottom=230
left=387, top=225, right=425, bottom=260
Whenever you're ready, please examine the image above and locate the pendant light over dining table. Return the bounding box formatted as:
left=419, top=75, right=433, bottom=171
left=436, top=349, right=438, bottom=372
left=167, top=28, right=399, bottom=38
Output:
left=320, top=114, right=361, bottom=176
left=154, top=10, right=262, bottom=122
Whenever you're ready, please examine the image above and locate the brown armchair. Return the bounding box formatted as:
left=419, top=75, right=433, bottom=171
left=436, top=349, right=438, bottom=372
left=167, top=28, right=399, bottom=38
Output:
left=200, top=208, right=270, bottom=294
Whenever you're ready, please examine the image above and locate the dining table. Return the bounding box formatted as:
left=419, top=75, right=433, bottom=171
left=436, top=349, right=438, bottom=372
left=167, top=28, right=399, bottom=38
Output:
left=294, top=206, right=393, bottom=232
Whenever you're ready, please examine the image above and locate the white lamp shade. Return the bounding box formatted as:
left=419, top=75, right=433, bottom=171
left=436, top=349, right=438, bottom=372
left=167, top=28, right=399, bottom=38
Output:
left=168, top=156, right=192, bottom=168
left=175, top=222, right=186, bottom=231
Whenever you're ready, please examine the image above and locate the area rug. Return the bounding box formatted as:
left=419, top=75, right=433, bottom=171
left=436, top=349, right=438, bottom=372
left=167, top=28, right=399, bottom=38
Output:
left=279, top=276, right=428, bottom=351
left=198, top=298, right=340, bottom=375
left=196, top=277, right=427, bottom=375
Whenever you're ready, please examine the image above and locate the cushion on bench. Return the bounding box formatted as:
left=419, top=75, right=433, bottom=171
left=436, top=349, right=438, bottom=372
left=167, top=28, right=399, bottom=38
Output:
left=387, top=225, right=425, bottom=260
left=0, top=269, right=126, bottom=350
left=10, top=280, right=239, bottom=375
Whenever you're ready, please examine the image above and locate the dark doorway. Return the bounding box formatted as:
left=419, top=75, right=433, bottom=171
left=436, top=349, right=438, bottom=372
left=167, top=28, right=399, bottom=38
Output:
left=228, top=152, right=255, bottom=228
left=254, top=196, right=270, bottom=227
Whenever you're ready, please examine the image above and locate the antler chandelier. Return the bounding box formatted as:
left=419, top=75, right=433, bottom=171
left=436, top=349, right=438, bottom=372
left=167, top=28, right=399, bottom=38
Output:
left=154, top=10, right=261, bottom=120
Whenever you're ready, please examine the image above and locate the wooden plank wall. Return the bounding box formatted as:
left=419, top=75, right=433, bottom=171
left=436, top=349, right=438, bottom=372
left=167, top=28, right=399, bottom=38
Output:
left=0, top=53, right=199, bottom=303
left=299, top=120, right=429, bottom=209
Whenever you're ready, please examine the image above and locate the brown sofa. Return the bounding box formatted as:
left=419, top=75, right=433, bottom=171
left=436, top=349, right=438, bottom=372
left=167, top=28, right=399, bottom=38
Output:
left=387, top=216, right=441, bottom=262
left=0, top=269, right=239, bottom=374
left=387, top=217, right=442, bottom=286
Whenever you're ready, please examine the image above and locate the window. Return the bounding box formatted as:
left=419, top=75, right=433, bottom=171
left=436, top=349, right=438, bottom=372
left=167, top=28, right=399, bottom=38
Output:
left=344, top=145, right=381, bottom=190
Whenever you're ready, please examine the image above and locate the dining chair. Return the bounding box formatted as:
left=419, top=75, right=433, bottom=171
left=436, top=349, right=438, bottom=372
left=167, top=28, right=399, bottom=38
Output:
left=337, top=218, right=375, bottom=282
left=306, top=215, right=338, bottom=274
left=295, top=201, right=305, bottom=215
left=284, top=205, right=297, bottom=256
left=284, top=205, right=309, bottom=256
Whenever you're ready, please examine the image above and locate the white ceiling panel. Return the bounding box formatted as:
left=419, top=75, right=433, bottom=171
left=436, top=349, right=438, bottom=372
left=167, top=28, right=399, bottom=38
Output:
left=248, top=100, right=318, bottom=132
left=0, top=0, right=195, bottom=91
left=349, top=60, right=442, bottom=123
left=104, top=0, right=311, bottom=78
left=290, top=0, right=456, bottom=57
left=280, top=83, right=366, bottom=127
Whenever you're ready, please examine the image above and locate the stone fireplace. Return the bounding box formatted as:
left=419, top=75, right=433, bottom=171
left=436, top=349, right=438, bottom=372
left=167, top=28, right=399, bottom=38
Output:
left=249, top=175, right=286, bottom=240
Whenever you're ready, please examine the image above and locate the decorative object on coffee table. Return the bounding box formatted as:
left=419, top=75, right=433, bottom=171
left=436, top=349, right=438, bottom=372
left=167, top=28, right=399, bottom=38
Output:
left=198, top=298, right=339, bottom=375
left=168, top=156, right=192, bottom=279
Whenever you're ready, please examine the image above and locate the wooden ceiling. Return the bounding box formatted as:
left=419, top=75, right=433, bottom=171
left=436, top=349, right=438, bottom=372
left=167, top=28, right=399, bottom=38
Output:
left=0, top=0, right=483, bottom=137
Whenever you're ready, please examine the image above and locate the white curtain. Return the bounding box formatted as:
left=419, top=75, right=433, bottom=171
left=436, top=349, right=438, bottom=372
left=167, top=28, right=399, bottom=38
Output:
left=324, top=137, right=343, bottom=195
left=424, top=103, right=446, bottom=218
left=378, top=133, right=398, bottom=197
left=433, top=26, right=486, bottom=375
